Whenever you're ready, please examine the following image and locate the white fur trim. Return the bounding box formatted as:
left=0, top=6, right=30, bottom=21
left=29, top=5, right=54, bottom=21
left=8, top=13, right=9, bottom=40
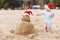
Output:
left=44, top=5, right=50, bottom=10
left=23, top=13, right=29, bottom=16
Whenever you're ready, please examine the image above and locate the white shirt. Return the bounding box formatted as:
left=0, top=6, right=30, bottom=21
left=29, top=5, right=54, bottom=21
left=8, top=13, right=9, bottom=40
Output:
left=43, top=11, right=52, bottom=23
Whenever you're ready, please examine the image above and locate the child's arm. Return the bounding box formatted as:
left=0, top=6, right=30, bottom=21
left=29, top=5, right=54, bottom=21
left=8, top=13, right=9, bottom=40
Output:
left=30, top=11, right=33, bottom=15
left=37, top=13, right=43, bottom=16
left=51, top=13, right=54, bottom=17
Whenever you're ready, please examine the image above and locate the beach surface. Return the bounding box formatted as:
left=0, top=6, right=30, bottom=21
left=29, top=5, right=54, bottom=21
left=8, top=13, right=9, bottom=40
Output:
left=0, top=9, right=60, bottom=40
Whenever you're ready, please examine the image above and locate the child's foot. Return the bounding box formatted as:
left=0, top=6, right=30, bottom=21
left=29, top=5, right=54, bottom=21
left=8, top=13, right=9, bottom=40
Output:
left=46, top=30, right=49, bottom=32
left=50, top=30, right=53, bottom=33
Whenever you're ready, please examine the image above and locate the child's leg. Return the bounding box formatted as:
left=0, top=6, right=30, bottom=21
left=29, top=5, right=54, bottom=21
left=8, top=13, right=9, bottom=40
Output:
left=45, top=27, right=48, bottom=32
left=48, top=27, right=52, bottom=32
left=45, top=23, right=49, bottom=32
left=45, top=27, right=51, bottom=32
left=47, top=22, right=52, bottom=32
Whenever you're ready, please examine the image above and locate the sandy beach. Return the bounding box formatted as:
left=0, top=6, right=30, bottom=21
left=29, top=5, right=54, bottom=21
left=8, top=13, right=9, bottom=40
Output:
left=0, top=9, right=60, bottom=40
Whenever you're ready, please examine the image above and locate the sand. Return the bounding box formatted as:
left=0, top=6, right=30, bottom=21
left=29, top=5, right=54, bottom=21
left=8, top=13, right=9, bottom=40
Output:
left=0, top=9, right=60, bottom=40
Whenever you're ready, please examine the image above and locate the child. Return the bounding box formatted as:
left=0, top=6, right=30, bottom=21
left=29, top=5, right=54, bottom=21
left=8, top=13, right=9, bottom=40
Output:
left=37, top=4, right=54, bottom=32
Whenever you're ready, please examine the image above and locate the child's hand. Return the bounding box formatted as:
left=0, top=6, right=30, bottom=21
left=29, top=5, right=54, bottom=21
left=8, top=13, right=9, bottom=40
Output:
left=37, top=14, right=40, bottom=16
left=37, top=14, right=42, bottom=16
left=51, top=14, right=54, bottom=17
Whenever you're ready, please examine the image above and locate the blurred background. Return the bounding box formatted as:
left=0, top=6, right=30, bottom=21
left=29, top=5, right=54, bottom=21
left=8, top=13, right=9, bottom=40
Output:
left=0, top=0, right=60, bottom=10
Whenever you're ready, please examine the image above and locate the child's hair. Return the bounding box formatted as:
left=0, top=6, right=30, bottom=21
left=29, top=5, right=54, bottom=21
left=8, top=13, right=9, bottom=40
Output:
left=22, top=15, right=30, bottom=22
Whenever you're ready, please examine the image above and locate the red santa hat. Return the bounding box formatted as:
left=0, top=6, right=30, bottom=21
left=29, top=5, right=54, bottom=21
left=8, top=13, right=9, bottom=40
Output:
left=44, top=4, right=53, bottom=10
left=24, top=9, right=33, bottom=15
